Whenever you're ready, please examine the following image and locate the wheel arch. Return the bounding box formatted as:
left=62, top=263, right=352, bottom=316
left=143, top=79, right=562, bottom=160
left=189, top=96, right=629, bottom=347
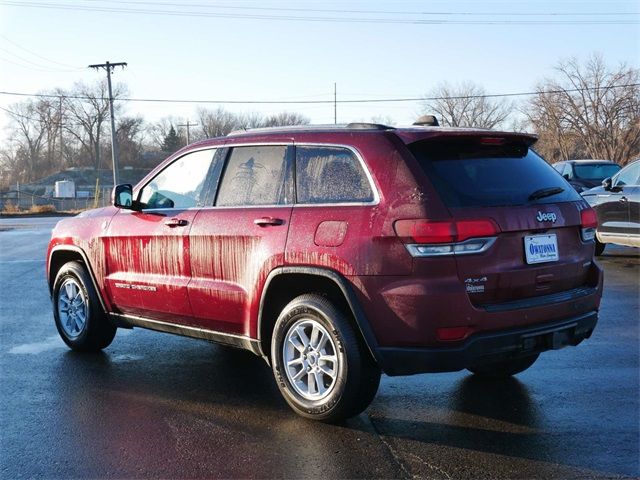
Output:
left=257, top=267, right=382, bottom=367
left=48, top=245, right=108, bottom=312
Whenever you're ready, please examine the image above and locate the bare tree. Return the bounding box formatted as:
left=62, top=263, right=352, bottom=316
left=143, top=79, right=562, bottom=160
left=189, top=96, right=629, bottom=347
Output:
left=147, top=116, right=184, bottom=150
left=526, top=54, right=640, bottom=164
left=197, top=107, right=240, bottom=138
left=236, top=111, right=266, bottom=130
left=6, top=100, right=46, bottom=180
left=64, top=81, right=126, bottom=170
left=114, top=116, right=146, bottom=167
left=262, top=111, right=310, bottom=127
left=370, top=115, right=396, bottom=126
left=422, top=81, right=512, bottom=129
left=0, top=147, right=24, bottom=189
left=195, top=108, right=310, bottom=139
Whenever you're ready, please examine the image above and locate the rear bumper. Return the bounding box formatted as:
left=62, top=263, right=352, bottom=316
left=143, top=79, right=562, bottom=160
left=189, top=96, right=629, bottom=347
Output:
left=377, top=310, right=598, bottom=376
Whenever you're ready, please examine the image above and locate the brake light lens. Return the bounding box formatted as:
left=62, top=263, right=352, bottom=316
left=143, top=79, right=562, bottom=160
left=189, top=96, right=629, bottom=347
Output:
left=394, top=219, right=499, bottom=244
left=580, top=208, right=598, bottom=228
left=394, top=219, right=500, bottom=257
left=580, top=208, right=598, bottom=242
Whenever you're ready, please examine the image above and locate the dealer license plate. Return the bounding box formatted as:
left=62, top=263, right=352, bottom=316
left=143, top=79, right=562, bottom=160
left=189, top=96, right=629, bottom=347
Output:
left=524, top=234, right=559, bottom=264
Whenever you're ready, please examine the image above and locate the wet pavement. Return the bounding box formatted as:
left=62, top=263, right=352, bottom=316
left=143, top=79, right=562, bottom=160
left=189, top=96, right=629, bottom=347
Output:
left=1, top=216, right=638, bottom=479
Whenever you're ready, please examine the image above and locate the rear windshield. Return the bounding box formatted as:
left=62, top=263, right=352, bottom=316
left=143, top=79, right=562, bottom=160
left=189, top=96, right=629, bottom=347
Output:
left=574, top=163, right=620, bottom=180
left=409, top=138, right=582, bottom=207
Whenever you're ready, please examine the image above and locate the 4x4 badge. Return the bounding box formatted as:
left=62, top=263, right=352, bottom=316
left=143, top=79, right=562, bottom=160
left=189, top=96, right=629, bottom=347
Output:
left=536, top=211, right=557, bottom=223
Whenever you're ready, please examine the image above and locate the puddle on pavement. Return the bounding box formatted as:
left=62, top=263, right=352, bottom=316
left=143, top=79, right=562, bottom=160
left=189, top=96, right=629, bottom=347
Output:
left=8, top=335, right=65, bottom=354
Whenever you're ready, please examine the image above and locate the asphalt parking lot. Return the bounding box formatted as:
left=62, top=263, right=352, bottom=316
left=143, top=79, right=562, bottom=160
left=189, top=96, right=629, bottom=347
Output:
left=0, top=216, right=638, bottom=479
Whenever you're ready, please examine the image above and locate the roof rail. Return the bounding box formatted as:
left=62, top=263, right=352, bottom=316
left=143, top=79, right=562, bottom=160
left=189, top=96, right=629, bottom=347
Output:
left=344, top=122, right=395, bottom=130
left=227, top=123, right=395, bottom=136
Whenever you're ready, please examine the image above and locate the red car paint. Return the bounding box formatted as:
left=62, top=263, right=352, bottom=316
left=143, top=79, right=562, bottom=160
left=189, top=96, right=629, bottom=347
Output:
left=47, top=125, right=603, bottom=374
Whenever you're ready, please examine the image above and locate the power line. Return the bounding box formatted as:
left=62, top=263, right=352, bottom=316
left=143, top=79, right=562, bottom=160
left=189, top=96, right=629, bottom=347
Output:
left=0, top=46, right=81, bottom=73
left=0, top=105, right=84, bottom=127
left=0, top=34, right=83, bottom=70
left=0, top=1, right=637, bottom=25
left=0, top=105, right=41, bottom=122
left=0, top=83, right=638, bottom=105
left=59, top=0, right=640, bottom=17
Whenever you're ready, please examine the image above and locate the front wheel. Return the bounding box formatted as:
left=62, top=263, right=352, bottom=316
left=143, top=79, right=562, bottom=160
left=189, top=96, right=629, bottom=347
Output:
left=271, top=294, right=380, bottom=422
left=594, top=239, right=606, bottom=256
left=467, top=353, right=539, bottom=378
left=53, top=261, right=116, bottom=352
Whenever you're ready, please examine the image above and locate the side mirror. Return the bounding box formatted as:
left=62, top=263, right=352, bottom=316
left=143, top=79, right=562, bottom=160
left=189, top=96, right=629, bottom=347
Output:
left=601, top=177, right=612, bottom=191
left=113, top=184, right=137, bottom=210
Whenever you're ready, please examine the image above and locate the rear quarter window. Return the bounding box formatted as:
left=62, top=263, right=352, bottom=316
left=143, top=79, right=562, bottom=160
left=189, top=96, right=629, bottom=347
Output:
left=296, top=146, right=374, bottom=204
left=409, top=138, right=581, bottom=207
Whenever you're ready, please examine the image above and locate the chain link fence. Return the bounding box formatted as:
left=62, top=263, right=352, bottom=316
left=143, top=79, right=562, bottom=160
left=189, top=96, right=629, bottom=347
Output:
left=0, top=188, right=112, bottom=213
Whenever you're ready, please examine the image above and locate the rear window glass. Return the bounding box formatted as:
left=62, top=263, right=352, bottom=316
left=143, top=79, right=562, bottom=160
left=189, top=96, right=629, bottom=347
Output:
left=574, top=164, right=620, bottom=180
left=409, top=139, right=582, bottom=207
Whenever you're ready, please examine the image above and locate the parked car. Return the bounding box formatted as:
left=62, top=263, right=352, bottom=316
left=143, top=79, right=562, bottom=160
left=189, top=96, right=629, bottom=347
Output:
left=552, top=159, right=621, bottom=193
left=582, top=159, right=640, bottom=255
left=47, top=123, right=603, bottom=421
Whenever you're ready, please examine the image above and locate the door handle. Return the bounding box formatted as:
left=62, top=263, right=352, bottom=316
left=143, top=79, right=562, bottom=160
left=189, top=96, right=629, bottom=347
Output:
left=164, top=218, right=189, bottom=227
left=254, top=216, right=285, bottom=227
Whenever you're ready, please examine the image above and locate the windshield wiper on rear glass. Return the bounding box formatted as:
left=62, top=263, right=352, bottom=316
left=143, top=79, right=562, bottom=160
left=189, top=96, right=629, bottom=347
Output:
left=528, top=186, right=565, bottom=201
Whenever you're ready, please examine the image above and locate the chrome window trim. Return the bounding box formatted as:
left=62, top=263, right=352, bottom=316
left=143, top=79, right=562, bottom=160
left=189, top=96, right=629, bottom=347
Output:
left=293, top=142, right=380, bottom=207
left=133, top=141, right=380, bottom=212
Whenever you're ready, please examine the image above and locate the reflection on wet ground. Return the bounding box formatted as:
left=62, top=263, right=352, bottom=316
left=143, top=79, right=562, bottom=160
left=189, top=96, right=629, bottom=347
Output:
left=1, top=218, right=638, bottom=478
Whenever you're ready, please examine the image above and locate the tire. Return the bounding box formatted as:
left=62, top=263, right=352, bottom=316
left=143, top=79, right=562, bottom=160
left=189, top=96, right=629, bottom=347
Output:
left=594, top=239, right=606, bottom=256
left=53, top=261, right=116, bottom=352
left=271, top=293, right=381, bottom=422
left=467, top=353, right=539, bottom=378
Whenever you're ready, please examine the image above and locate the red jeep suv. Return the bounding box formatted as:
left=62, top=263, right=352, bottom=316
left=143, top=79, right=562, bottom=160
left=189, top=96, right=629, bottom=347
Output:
left=47, top=123, right=603, bottom=421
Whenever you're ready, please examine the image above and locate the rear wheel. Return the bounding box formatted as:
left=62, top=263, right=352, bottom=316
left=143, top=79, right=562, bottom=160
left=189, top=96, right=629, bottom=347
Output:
left=468, top=353, right=539, bottom=378
left=53, top=261, right=116, bottom=352
left=271, top=294, right=380, bottom=422
left=594, top=239, right=606, bottom=256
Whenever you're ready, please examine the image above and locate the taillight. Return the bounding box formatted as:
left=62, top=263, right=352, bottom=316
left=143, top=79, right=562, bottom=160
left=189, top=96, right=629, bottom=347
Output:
left=394, top=219, right=500, bottom=257
left=580, top=208, right=598, bottom=228
left=580, top=208, right=598, bottom=242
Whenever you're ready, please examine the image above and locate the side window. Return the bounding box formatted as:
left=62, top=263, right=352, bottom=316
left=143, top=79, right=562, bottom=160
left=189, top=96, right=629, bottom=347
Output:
left=139, top=149, right=215, bottom=209
left=216, top=145, right=290, bottom=206
left=615, top=162, right=640, bottom=187
left=563, top=164, right=573, bottom=179
left=296, top=146, right=374, bottom=204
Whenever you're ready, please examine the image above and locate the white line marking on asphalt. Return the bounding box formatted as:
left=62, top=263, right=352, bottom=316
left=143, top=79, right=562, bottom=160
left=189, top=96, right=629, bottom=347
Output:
left=8, top=335, right=65, bottom=354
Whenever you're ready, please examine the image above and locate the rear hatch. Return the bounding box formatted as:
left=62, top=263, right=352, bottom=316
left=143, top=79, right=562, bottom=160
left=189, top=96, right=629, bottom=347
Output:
left=407, top=135, right=595, bottom=307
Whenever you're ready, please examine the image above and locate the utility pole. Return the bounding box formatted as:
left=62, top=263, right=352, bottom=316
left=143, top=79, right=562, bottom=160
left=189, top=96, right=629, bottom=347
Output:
left=177, top=119, right=198, bottom=145
left=334, top=82, right=337, bottom=124
left=58, top=95, right=64, bottom=165
left=88, top=61, right=127, bottom=186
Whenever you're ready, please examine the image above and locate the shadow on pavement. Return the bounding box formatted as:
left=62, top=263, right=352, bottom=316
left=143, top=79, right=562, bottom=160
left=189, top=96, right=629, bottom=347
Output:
left=358, top=375, right=633, bottom=477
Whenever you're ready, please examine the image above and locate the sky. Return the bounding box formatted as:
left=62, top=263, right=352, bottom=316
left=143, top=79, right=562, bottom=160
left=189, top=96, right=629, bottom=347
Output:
left=0, top=0, right=638, bottom=140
